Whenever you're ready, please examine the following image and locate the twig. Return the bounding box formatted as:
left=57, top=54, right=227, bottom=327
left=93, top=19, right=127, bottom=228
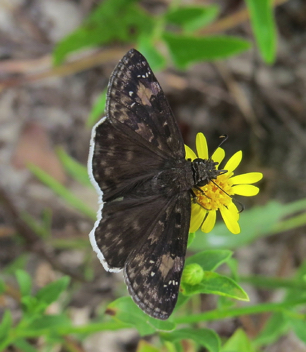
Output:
left=0, top=47, right=131, bottom=90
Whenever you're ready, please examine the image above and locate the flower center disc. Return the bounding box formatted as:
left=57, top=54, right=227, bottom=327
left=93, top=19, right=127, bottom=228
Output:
left=194, top=174, right=233, bottom=210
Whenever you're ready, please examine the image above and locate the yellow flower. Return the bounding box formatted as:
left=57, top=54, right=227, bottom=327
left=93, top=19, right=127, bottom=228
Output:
left=185, top=133, right=263, bottom=234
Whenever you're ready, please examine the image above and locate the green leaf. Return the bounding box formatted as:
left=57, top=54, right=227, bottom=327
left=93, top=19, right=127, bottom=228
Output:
left=36, top=276, right=70, bottom=306
left=106, top=297, right=175, bottom=336
left=137, top=41, right=166, bottom=71
left=28, top=164, right=96, bottom=220
left=181, top=272, right=249, bottom=301
left=3, top=254, right=29, bottom=275
left=0, top=280, right=5, bottom=295
left=226, top=257, right=239, bottom=281
left=87, top=91, right=106, bottom=128
left=137, top=340, right=160, bottom=352
left=163, top=33, right=251, bottom=68
left=285, top=259, right=306, bottom=301
left=0, top=310, right=12, bottom=345
left=163, top=328, right=221, bottom=352
left=254, top=312, right=289, bottom=346
left=53, top=0, right=154, bottom=65
left=21, top=211, right=50, bottom=238
left=221, top=328, right=255, bottom=352
left=20, top=296, right=40, bottom=314
left=51, top=238, right=89, bottom=251
left=187, top=232, right=195, bottom=247
left=16, top=270, right=32, bottom=297
left=245, top=0, right=276, bottom=64
left=87, top=90, right=107, bottom=128
left=186, top=250, right=232, bottom=271
left=163, top=341, right=177, bottom=352
left=56, top=147, right=91, bottom=187
left=165, top=5, right=219, bottom=32
left=174, top=292, right=191, bottom=311
left=26, top=314, right=71, bottom=332
left=290, top=318, right=306, bottom=344
left=13, top=339, right=38, bottom=352
left=217, top=295, right=236, bottom=310
left=42, top=208, right=52, bottom=238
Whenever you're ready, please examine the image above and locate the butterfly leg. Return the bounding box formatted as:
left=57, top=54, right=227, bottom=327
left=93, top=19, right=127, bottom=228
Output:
left=189, top=188, right=211, bottom=211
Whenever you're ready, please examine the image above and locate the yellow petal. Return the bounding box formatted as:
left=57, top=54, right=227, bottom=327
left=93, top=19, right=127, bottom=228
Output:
left=227, top=202, right=239, bottom=221
left=190, top=203, right=205, bottom=233
left=212, top=147, right=225, bottom=165
left=185, top=144, right=197, bottom=160
left=220, top=205, right=240, bottom=234
left=201, top=210, right=216, bottom=233
left=196, top=133, right=208, bottom=159
left=232, top=185, right=260, bottom=196
left=231, top=172, right=263, bottom=185
left=224, top=151, right=242, bottom=173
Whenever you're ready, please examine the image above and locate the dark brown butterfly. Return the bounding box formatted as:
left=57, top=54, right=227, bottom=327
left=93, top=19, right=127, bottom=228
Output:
left=88, top=49, right=223, bottom=320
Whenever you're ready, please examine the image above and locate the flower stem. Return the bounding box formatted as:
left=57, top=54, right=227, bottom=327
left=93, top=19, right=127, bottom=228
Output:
left=174, top=298, right=306, bottom=324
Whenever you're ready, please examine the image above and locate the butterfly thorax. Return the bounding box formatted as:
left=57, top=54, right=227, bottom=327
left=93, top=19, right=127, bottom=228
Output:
left=191, top=158, right=224, bottom=187
left=148, top=159, right=193, bottom=196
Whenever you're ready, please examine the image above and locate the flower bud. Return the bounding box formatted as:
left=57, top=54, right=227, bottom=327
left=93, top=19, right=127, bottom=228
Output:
left=182, top=263, right=204, bottom=286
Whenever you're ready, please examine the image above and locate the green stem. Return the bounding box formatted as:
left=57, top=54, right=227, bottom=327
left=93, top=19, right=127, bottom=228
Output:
left=59, top=321, right=130, bottom=335
left=12, top=321, right=130, bottom=339
left=174, top=298, right=306, bottom=324
left=279, top=198, right=306, bottom=216
left=28, top=164, right=96, bottom=220
left=271, top=212, right=306, bottom=234
left=239, top=275, right=306, bottom=290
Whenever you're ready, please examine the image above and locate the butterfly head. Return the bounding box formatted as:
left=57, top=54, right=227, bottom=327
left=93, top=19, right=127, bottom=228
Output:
left=192, top=158, right=227, bottom=187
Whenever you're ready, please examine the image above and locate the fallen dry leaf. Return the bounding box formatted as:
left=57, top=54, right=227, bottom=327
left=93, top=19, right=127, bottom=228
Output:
left=12, top=122, right=66, bottom=184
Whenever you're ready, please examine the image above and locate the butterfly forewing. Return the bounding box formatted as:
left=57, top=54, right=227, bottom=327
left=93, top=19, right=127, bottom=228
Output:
left=89, top=49, right=193, bottom=320
left=107, top=49, right=185, bottom=159
left=90, top=118, right=168, bottom=202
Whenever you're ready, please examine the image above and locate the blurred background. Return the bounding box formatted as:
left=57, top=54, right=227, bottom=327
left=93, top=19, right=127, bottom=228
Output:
left=0, top=0, right=306, bottom=351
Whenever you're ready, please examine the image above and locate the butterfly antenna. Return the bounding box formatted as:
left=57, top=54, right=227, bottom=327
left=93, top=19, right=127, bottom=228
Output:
left=210, top=179, right=244, bottom=213
left=208, top=135, right=228, bottom=162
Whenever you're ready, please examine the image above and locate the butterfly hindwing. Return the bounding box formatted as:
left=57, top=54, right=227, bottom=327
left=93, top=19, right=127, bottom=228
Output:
left=90, top=194, right=173, bottom=272
left=124, top=192, right=191, bottom=320
left=107, top=49, right=185, bottom=159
